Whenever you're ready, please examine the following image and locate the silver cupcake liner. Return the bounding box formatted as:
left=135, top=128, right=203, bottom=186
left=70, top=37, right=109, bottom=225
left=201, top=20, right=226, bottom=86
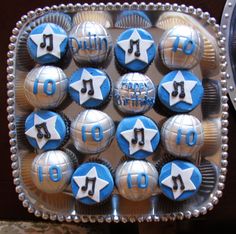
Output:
left=201, top=119, right=221, bottom=157
left=115, top=10, right=152, bottom=28
left=73, top=11, right=113, bottom=28
left=202, top=79, right=221, bottom=118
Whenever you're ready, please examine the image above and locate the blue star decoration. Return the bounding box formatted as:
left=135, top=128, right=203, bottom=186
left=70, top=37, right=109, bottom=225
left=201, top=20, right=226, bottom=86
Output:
left=69, top=68, right=111, bottom=108
left=115, top=28, right=156, bottom=71
left=159, top=160, right=202, bottom=201
left=116, top=116, right=160, bottom=159
left=24, top=110, right=67, bottom=150
left=158, top=70, right=204, bottom=113
left=27, top=23, right=68, bottom=64
left=71, top=163, right=114, bottom=205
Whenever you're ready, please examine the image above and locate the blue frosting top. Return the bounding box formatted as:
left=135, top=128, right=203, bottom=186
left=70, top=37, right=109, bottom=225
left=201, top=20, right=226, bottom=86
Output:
left=114, top=28, right=156, bottom=71
left=159, top=160, right=202, bottom=201
left=158, top=70, right=204, bottom=113
left=69, top=67, right=111, bottom=108
left=25, top=110, right=67, bottom=150
left=27, top=23, right=68, bottom=64
left=71, top=162, right=114, bottom=205
left=116, top=115, right=160, bottom=159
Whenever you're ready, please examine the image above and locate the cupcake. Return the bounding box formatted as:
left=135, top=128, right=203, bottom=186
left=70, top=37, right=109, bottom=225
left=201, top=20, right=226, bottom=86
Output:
left=115, top=159, right=158, bottom=201
left=115, top=10, right=152, bottom=28
left=158, top=25, right=204, bottom=70
left=158, top=70, right=204, bottom=113
left=69, top=21, right=112, bottom=67
left=24, top=65, right=68, bottom=109
left=156, top=12, right=219, bottom=77
left=73, top=11, right=113, bottom=28
left=31, top=150, right=77, bottom=193
left=161, top=114, right=204, bottom=158
left=70, top=110, right=115, bottom=155
left=71, top=161, right=114, bottom=205
left=27, top=23, right=68, bottom=65
left=24, top=110, right=70, bottom=150
left=113, top=72, right=156, bottom=115
left=69, top=67, right=112, bottom=109
left=116, top=115, right=160, bottom=159
left=159, top=160, right=202, bottom=201
left=114, top=28, right=156, bottom=72
left=16, top=12, right=72, bottom=71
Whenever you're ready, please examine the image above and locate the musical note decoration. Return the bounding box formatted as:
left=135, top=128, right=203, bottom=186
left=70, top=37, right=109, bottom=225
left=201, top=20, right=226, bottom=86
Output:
left=131, top=128, right=145, bottom=146
left=117, top=28, right=154, bottom=64
left=120, top=118, right=158, bottom=155
left=160, top=162, right=197, bottom=200
left=73, top=166, right=109, bottom=203
left=35, top=122, right=51, bottom=139
left=80, top=79, right=94, bottom=96
left=161, top=71, right=197, bottom=106
left=40, top=34, right=53, bottom=51
left=29, top=23, right=67, bottom=59
left=172, top=81, right=185, bottom=98
left=128, top=39, right=141, bottom=57
left=25, top=113, right=61, bottom=149
left=69, top=68, right=107, bottom=105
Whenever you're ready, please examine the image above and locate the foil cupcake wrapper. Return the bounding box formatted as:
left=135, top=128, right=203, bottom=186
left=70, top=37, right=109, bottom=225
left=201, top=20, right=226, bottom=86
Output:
left=73, top=11, right=113, bottom=28
left=201, top=119, right=221, bottom=156
left=202, top=79, right=221, bottom=118
left=156, top=12, right=219, bottom=77
left=115, top=10, right=152, bottom=28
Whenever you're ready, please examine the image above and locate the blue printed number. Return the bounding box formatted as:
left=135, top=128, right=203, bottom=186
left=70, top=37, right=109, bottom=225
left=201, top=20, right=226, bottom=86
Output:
left=38, top=165, right=62, bottom=183
left=127, top=173, right=149, bottom=189
left=176, top=128, right=198, bottom=146
left=82, top=125, right=104, bottom=142
left=33, top=79, right=56, bottom=96
left=172, top=36, right=196, bottom=55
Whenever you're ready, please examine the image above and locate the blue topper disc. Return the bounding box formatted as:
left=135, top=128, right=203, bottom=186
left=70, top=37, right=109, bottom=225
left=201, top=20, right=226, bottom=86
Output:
left=159, top=160, right=202, bottom=201
left=69, top=68, right=111, bottom=108
left=25, top=110, right=68, bottom=150
left=114, top=28, right=156, bottom=72
left=27, top=23, right=68, bottom=64
left=158, top=70, right=204, bottom=113
left=71, top=162, right=114, bottom=205
left=116, top=115, right=160, bottom=159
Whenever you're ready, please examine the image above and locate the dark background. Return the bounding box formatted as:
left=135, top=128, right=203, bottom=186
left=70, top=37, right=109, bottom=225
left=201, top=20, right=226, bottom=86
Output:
left=0, top=0, right=236, bottom=233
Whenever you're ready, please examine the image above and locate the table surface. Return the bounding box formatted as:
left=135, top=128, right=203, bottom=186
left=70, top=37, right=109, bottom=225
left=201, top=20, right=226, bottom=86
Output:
left=0, top=0, right=235, bottom=232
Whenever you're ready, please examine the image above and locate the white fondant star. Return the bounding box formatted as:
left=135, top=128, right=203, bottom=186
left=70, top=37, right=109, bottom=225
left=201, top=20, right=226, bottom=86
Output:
left=162, top=71, right=197, bottom=106
left=25, top=114, right=61, bottom=149
left=29, top=24, right=67, bottom=58
left=121, top=119, right=158, bottom=155
left=70, top=69, right=106, bottom=105
left=117, top=29, right=154, bottom=64
left=73, top=167, right=109, bottom=203
left=161, top=163, right=196, bottom=200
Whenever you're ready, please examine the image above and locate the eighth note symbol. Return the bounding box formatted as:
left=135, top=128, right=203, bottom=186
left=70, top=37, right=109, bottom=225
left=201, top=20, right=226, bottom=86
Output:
left=172, top=81, right=185, bottom=98
left=172, top=174, right=185, bottom=190
left=81, top=177, right=96, bottom=196
left=81, top=79, right=94, bottom=96
left=40, top=34, right=53, bottom=51
left=128, top=39, right=141, bottom=57
left=35, top=122, right=51, bottom=139
left=132, top=128, right=145, bottom=146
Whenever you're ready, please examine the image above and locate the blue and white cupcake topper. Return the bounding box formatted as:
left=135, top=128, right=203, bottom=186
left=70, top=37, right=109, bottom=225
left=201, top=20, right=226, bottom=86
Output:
left=158, top=70, right=204, bottom=113
left=115, top=28, right=156, bottom=71
left=116, top=116, right=160, bottom=159
left=27, top=23, right=68, bottom=64
left=69, top=68, right=111, bottom=108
